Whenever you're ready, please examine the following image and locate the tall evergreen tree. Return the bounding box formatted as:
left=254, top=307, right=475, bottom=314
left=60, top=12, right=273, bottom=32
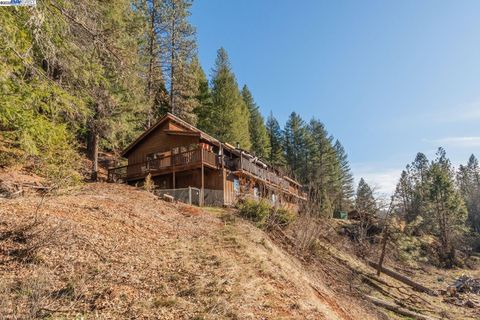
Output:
left=427, top=148, right=467, bottom=266
left=241, top=85, right=270, bottom=158
left=161, top=0, right=197, bottom=124
left=334, top=140, right=355, bottom=211
left=141, top=0, right=169, bottom=128
left=394, top=152, right=430, bottom=224
left=191, top=57, right=213, bottom=130
left=355, top=178, right=377, bottom=215
left=355, top=178, right=377, bottom=242
left=284, top=112, right=307, bottom=180
left=457, top=154, right=480, bottom=232
left=1, top=0, right=148, bottom=182
left=209, top=48, right=251, bottom=149
left=265, top=112, right=285, bottom=167
left=304, top=119, right=340, bottom=217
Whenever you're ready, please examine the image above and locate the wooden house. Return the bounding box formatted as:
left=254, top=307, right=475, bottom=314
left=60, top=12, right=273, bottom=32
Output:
left=108, top=113, right=307, bottom=207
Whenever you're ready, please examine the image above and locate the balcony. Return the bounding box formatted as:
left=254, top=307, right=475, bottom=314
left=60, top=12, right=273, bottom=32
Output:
left=108, top=147, right=218, bottom=182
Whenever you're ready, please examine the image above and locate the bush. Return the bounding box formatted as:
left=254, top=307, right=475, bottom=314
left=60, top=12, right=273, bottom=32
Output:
left=237, top=199, right=295, bottom=228
left=237, top=199, right=271, bottom=226
left=143, top=173, right=154, bottom=192
left=269, top=207, right=296, bottom=227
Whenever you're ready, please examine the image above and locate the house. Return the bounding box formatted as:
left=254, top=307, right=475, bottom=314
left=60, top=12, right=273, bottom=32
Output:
left=108, top=113, right=307, bottom=208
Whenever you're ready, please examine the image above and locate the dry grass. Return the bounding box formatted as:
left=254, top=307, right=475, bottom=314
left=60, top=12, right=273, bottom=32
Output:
left=0, top=182, right=377, bottom=319
left=277, top=215, right=480, bottom=320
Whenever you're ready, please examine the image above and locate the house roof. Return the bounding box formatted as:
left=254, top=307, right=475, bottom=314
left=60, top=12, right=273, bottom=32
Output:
left=121, top=113, right=220, bottom=157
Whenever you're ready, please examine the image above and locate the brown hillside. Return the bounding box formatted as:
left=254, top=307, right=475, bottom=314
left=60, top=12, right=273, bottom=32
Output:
left=0, top=181, right=377, bottom=319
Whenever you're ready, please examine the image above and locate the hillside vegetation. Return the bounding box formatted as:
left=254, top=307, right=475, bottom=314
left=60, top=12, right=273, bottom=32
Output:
left=1, top=170, right=479, bottom=319
left=0, top=177, right=375, bottom=319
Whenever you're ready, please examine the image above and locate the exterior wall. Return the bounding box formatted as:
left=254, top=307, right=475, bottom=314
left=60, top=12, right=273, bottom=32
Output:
left=127, top=120, right=199, bottom=165
left=224, top=172, right=237, bottom=205
left=204, top=167, right=223, bottom=190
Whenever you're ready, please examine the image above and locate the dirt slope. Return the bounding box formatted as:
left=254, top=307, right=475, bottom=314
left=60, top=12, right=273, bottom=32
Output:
left=0, top=182, right=377, bottom=319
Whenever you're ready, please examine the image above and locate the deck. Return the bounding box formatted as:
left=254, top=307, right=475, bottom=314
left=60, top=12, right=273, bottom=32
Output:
left=108, top=146, right=307, bottom=200
left=108, top=148, right=217, bottom=182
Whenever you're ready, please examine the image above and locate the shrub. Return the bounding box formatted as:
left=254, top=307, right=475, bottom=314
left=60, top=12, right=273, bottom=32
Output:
left=143, top=173, right=154, bottom=192
left=269, top=207, right=296, bottom=227
left=237, top=199, right=296, bottom=228
left=237, top=198, right=271, bottom=226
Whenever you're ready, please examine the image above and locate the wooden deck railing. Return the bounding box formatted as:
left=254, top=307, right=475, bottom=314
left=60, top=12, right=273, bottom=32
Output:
left=237, top=158, right=290, bottom=190
left=108, top=148, right=218, bottom=182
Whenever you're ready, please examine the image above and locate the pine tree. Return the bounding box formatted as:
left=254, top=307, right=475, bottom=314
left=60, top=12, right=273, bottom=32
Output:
left=265, top=112, right=285, bottom=167
left=457, top=154, right=480, bottom=232
left=334, top=140, right=355, bottom=211
left=161, top=0, right=197, bottom=124
left=303, top=119, right=340, bottom=217
left=355, top=178, right=377, bottom=241
left=284, top=112, right=307, bottom=180
left=192, top=57, right=213, bottom=131
left=0, top=1, right=147, bottom=182
left=209, top=48, right=251, bottom=148
left=141, top=0, right=169, bottom=127
left=427, top=148, right=467, bottom=266
left=356, top=178, right=376, bottom=215
left=394, top=152, right=430, bottom=225
left=241, top=85, right=270, bottom=158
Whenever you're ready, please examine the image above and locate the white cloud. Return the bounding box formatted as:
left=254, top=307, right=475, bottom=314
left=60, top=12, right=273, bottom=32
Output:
left=433, top=100, right=480, bottom=123
left=424, top=136, right=480, bottom=148
left=351, top=165, right=401, bottom=196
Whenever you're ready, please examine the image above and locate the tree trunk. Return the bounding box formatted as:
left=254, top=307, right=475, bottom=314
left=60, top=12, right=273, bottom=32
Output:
left=146, top=0, right=156, bottom=128
left=377, top=227, right=389, bottom=276
left=90, top=131, right=99, bottom=181
left=169, top=4, right=176, bottom=114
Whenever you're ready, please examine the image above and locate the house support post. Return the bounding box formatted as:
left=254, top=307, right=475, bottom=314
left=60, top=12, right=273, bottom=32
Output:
left=188, top=186, right=192, bottom=205
left=220, top=144, right=226, bottom=205
left=201, top=148, right=205, bottom=206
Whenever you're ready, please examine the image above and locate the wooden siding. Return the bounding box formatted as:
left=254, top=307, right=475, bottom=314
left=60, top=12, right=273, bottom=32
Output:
left=224, top=172, right=236, bottom=205
left=127, top=119, right=199, bottom=165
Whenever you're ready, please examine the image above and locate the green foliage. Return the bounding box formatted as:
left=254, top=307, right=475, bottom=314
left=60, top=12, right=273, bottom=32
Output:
left=266, top=112, right=285, bottom=167
left=355, top=178, right=376, bottom=215
left=0, top=6, right=86, bottom=185
left=457, top=154, right=480, bottom=233
left=270, top=207, right=296, bottom=226
left=1, top=1, right=149, bottom=184
left=284, top=112, right=308, bottom=180
left=206, top=48, right=251, bottom=149
left=192, top=57, right=213, bottom=129
left=395, top=148, right=469, bottom=267
left=237, top=198, right=295, bottom=228
left=396, top=235, right=429, bottom=265
left=242, top=85, right=270, bottom=158
left=237, top=198, right=271, bottom=226
left=334, top=140, right=355, bottom=211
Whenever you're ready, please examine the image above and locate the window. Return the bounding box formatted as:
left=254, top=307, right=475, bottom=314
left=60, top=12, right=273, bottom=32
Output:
left=253, top=186, right=259, bottom=198
left=146, top=153, right=155, bottom=161
left=233, top=178, right=240, bottom=193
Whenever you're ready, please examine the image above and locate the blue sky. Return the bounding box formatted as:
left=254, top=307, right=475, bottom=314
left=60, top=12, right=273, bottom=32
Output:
left=191, top=0, right=480, bottom=194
